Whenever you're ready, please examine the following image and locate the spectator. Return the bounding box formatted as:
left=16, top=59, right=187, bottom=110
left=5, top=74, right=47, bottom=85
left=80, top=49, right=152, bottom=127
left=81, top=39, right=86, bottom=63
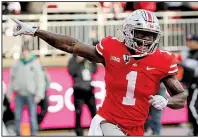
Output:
left=2, top=2, right=9, bottom=15
left=144, top=83, right=166, bottom=136
left=37, top=67, right=50, bottom=127
left=2, top=81, right=9, bottom=136
left=7, top=43, right=45, bottom=136
left=166, top=2, right=193, bottom=11
left=180, top=34, right=198, bottom=136
left=19, top=2, right=29, bottom=14
left=101, top=2, right=124, bottom=20
left=68, top=55, right=97, bottom=136
left=156, top=2, right=168, bottom=11
left=7, top=2, right=21, bottom=14
left=134, top=2, right=156, bottom=11
left=3, top=81, right=15, bottom=136
left=124, top=2, right=135, bottom=12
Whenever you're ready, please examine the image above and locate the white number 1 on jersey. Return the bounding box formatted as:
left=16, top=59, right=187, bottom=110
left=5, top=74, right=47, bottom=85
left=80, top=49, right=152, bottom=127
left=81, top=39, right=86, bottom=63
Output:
left=122, top=71, right=137, bottom=106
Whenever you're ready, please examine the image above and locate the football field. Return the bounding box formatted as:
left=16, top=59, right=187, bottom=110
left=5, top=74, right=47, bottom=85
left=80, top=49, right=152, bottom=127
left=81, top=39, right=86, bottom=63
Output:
left=37, top=125, right=191, bottom=136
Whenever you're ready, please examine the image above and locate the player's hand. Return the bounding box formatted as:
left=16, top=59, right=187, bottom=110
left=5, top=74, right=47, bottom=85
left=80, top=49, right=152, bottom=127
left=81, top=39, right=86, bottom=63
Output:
left=149, top=95, right=168, bottom=110
left=11, top=18, right=38, bottom=36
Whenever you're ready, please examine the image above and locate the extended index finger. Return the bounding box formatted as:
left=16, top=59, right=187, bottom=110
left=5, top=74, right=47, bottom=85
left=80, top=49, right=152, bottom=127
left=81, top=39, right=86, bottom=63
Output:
left=11, top=18, right=22, bottom=25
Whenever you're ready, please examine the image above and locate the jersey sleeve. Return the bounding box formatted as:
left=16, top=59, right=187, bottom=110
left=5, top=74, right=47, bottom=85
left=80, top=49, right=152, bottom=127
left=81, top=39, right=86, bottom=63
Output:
left=167, top=53, right=179, bottom=76
left=96, top=40, right=104, bottom=56
left=95, top=36, right=112, bottom=57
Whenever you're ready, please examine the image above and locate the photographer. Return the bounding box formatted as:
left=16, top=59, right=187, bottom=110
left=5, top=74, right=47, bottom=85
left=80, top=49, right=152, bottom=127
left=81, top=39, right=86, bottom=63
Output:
left=180, top=34, right=198, bottom=136
left=68, top=55, right=97, bottom=136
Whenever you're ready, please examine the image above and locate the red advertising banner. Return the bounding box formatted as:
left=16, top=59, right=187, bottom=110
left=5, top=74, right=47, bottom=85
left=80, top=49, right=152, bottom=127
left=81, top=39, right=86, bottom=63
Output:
left=3, top=67, right=188, bottom=129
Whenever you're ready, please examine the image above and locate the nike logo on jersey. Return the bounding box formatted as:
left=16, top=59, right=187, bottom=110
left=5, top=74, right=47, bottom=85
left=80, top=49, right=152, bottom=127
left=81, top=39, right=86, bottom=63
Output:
left=146, top=67, right=156, bottom=70
left=110, top=56, right=120, bottom=62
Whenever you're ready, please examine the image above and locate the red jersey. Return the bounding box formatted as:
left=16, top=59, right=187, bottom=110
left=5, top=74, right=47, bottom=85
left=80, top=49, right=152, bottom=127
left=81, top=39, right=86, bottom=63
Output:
left=95, top=36, right=178, bottom=136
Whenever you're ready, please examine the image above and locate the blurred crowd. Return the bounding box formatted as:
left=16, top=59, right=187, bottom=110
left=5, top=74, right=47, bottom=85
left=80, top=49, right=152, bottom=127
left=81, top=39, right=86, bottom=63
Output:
left=2, top=2, right=197, bottom=15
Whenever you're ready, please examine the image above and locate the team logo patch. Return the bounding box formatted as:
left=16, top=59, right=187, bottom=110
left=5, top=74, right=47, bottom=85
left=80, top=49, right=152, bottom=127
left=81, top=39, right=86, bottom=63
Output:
left=123, top=54, right=130, bottom=64
left=110, top=56, right=120, bottom=63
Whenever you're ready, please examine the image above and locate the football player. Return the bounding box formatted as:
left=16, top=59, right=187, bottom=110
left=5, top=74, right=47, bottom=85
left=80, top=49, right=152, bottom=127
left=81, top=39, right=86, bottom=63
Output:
left=11, top=9, right=187, bottom=136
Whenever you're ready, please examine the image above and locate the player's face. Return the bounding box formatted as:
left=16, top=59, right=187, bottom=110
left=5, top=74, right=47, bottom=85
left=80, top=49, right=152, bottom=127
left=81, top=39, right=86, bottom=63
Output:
left=135, top=30, right=154, bottom=41
left=132, top=30, right=157, bottom=53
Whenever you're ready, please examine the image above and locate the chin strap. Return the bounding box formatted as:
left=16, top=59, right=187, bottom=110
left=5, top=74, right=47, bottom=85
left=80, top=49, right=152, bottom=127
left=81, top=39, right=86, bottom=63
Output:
left=128, top=52, right=148, bottom=58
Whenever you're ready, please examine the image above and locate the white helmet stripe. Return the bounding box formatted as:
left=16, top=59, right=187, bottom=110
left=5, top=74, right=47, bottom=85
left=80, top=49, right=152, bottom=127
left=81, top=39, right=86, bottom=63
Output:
left=141, top=10, right=147, bottom=21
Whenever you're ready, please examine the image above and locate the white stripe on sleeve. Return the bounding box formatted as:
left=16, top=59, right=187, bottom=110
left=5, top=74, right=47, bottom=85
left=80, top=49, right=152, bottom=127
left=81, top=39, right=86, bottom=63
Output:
left=96, top=45, right=103, bottom=56
left=170, top=64, right=177, bottom=68
left=168, top=68, right=178, bottom=74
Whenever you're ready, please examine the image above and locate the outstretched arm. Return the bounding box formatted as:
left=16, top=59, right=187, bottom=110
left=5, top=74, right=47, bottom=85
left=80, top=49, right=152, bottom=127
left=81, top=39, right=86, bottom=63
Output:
left=162, top=75, right=188, bottom=109
left=35, top=30, right=104, bottom=64
left=11, top=18, right=105, bottom=64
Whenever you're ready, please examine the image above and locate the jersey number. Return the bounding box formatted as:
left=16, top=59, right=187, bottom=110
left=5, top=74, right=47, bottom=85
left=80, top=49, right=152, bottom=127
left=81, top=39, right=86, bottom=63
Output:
left=122, top=71, right=137, bottom=106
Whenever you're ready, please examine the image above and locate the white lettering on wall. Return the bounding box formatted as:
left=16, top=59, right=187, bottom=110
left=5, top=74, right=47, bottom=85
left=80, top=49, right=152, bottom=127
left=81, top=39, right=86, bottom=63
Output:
left=48, top=81, right=106, bottom=113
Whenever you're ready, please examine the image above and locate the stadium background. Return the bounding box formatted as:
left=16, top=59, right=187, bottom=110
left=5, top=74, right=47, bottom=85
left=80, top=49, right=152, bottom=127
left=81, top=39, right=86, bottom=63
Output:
left=2, top=1, right=198, bottom=136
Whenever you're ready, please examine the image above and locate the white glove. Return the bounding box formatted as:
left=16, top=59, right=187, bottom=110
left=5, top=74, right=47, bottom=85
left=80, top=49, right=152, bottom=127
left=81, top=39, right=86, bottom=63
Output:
left=11, top=18, right=38, bottom=36
left=149, top=95, right=168, bottom=110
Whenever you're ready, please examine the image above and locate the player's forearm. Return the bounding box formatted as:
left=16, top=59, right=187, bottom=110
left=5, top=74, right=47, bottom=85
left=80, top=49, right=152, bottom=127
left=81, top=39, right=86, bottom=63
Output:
left=167, top=91, right=188, bottom=109
left=162, top=75, right=188, bottom=109
left=35, top=30, right=77, bottom=53
left=34, top=30, right=104, bottom=63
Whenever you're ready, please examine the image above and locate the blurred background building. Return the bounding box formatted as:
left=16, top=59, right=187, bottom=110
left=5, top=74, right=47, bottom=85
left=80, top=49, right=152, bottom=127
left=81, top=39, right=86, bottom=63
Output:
left=2, top=1, right=198, bottom=136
